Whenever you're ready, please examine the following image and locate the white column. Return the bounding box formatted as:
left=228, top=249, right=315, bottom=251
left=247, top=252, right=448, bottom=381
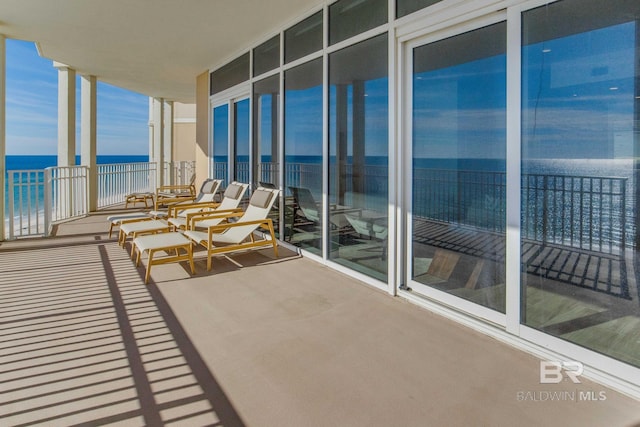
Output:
left=153, top=98, right=164, bottom=187
left=0, top=35, right=6, bottom=240
left=148, top=97, right=154, bottom=160
left=81, top=75, right=97, bottom=211
left=163, top=100, right=174, bottom=184
left=54, top=62, right=76, bottom=166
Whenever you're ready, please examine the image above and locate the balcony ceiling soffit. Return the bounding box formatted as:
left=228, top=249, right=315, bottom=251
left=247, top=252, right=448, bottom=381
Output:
left=0, top=0, right=321, bottom=103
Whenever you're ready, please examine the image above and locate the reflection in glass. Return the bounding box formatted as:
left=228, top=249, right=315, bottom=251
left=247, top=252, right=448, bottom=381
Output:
left=396, top=0, right=442, bottom=18
left=284, top=11, right=323, bottom=64
left=412, top=22, right=506, bottom=312
left=253, top=75, right=281, bottom=236
left=329, top=0, right=387, bottom=46
left=329, top=34, right=388, bottom=282
left=253, top=35, right=280, bottom=77
left=521, top=0, right=640, bottom=368
left=212, top=105, right=229, bottom=187
left=284, top=58, right=323, bottom=255
left=234, top=99, right=250, bottom=184
left=210, top=53, right=250, bottom=95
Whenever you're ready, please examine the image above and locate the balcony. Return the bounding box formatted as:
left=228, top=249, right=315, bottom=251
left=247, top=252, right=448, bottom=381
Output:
left=1, top=206, right=639, bottom=426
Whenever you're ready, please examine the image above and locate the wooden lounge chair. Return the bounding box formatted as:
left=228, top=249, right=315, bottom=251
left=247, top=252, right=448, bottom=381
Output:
left=184, top=187, right=280, bottom=271
left=108, top=179, right=222, bottom=237
left=154, top=173, right=197, bottom=209
left=167, top=181, right=248, bottom=230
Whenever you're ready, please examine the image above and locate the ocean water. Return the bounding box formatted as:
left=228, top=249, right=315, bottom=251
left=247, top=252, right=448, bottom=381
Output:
left=6, top=155, right=149, bottom=171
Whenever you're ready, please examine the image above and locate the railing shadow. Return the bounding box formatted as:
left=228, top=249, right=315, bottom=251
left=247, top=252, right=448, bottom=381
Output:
left=0, top=236, right=245, bottom=426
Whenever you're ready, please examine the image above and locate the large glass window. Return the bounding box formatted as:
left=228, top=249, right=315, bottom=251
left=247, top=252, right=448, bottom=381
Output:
left=396, top=0, right=442, bottom=19
left=284, top=58, right=323, bottom=255
left=233, top=99, right=250, bottom=184
left=329, top=0, right=387, bottom=46
left=329, top=34, right=388, bottom=281
left=284, top=11, right=323, bottom=64
left=210, top=53, right=250, bottom=95
left=411, top=22, right=506, bottom=313
left=521, top=0, right=640, bottom=368
left=253, top=75, right=281, bottom=236
left=253, top=75, right=280, bottom=188
left=212, top=105, right=229, bottom=186
left=253, top=35, right=280, bottom=77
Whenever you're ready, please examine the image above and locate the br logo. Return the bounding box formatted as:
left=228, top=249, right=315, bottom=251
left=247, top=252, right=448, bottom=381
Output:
left=539, top=361, right=583, bottom=384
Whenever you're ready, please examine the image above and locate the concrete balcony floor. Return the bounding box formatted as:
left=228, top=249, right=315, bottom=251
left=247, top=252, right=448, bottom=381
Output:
left=1, top=208, right=639, bottom=427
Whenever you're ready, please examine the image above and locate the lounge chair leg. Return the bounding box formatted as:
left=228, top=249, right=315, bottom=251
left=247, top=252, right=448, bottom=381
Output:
left=207, top=253, right=212, bottom=271
left=268, top=222, right=278, bottom=258
left=188, top=246, right=195, bottom=274
left=145, top=250, right=154, bottom=284
left=130, top=236, right=137, bottom=259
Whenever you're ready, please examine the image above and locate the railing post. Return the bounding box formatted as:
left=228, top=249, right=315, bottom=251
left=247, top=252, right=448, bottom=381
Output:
left=541, top=175, right=548, bottom=244
left=7, top=172, right=14, bottom=239
left=621, top=179, right=626, bottom=255
left=44, top=167, right=52, bottom=237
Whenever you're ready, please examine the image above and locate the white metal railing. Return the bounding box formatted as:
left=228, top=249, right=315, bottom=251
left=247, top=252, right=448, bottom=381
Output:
left=44, top=166, right=89, bottom=235
left=6, top=169, right=47, bottom=238
left=163, top=161, right=196, bottom=187
left=98, top=162, right=157, bottom=208
left=4, top=161, right=199, bottom=239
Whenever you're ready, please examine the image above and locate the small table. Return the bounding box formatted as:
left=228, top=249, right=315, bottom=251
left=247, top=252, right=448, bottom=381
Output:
left=133, top=232, right=195, bottom=284
left=125, top=192, right=154, bottom=208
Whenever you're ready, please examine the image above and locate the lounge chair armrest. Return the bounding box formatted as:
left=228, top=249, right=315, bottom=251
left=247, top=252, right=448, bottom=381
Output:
left=156, top=184, right=194, bottom=192
left=207, top=218, right=274, bottom=236
left=187, top=209, right=243, bottom=228
left=155, top=195, right=196, bottom=208
left=168, top=201, right=220, bottom=217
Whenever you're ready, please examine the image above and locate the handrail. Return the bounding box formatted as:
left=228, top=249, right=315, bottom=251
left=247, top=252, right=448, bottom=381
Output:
left=3, top=161, right=631, bottom=255
left=97, top=162, right=157, bottom=208
left=44, top=166, right=89, bottom=236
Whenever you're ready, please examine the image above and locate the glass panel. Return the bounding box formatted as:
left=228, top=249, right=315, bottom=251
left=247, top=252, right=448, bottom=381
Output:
left=234, top=99, right=250, bottom=184
left=329, top=0, right=387, bottom=46
left=284, top=58, right=323, bottom=255
left=329, top=34, right=388, bottom=282
left=210, top=53, right=250, bottom=95
left=412, top=22, right=506, bottom=313
left=284, top=11, right=323, bottom=64
left=253, top=75, right=281, bottom=236
left=521, top=0, right=640, bottom=368
left=396, top=0, right=442, bottom=19
left=253, top=35, right=280, bottom=77
left=212, top=105, right=229, bottom=187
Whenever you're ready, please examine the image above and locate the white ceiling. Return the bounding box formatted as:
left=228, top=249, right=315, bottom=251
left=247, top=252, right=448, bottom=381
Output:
left=0, top=0, right=323, bottom=103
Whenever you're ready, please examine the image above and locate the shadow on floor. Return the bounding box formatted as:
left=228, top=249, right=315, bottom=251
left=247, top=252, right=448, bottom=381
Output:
left=0, top=235, right=246, bottom=426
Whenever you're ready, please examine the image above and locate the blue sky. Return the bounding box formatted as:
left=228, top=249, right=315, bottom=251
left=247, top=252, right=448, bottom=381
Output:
left=6, top=39, right=149, bottom=156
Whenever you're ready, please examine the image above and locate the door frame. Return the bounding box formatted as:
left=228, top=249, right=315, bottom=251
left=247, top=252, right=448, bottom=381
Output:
left=401, top=11, right=508, bottom=327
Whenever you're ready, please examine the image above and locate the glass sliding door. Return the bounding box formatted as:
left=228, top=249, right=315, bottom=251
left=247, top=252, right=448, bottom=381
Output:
left=521, top=0, right=640, bottom=368
left=409, top=22, right=506, bottom=315
left=233, top=98, right=250, bottom=185
left=254, top=74, right=281, bottom=236
left=284, top=58, right=323, bottom=255
left=329, top=34, right=389, bottom=281
left=212, top=104, right=229, bottom=187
